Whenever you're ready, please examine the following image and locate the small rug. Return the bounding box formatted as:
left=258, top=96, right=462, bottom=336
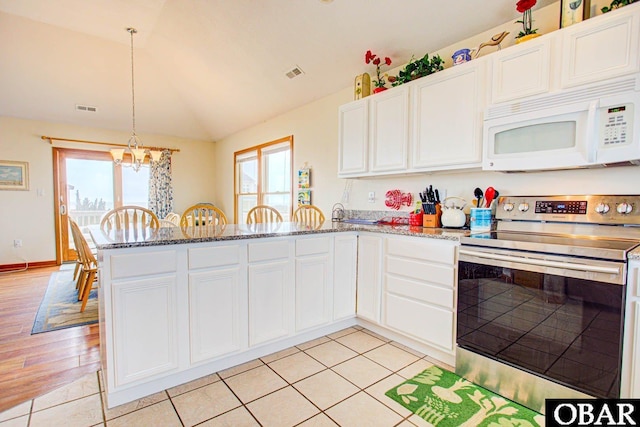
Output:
left=31, top=266, right=98, bottom=334
left=386, top=365, right=544, bottom=427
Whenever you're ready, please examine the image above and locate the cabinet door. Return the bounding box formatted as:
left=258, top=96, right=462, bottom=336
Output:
left=356, top=235, right=382, bottom=323
left=296, top=255, right=332, bottom=331
left=369, top=86, right=409, bottom=172
left=112, top=275, right=179, bottom=386
left=338, top=100, right=368, bottom=176
left=189, top=267, right=245, bottom=364
left=248, top=260, right=294, bottom=346
left=561, top=9, right=640, bottom=89
left=491, top=36, right=554, bottom=103
left=411, top=62, right=486, bottom=170
left=333, top=234, right=357, bottom=320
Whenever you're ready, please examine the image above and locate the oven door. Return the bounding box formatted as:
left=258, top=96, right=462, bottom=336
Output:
left=457, top=245, right=625, bottom=399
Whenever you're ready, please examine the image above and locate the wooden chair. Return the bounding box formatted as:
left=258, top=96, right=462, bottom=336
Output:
left=69, top=218, right=98, bottom=312
left=164, top=212, right=180, bottom=226
left=100, top=206, right=160, bottom=233
left=293, top=205, right=325, bottom=226
left=159, top=219, right=178, bottom=228
left=246, top=205, right=283, bottom=224
left=180, top=204, right=228, bottom=227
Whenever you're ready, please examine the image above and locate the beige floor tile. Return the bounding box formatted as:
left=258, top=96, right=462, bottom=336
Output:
left=199, top=406, right=259, bottom=426
left=246, top=386, right=319, bottom=427
left=389, top=341, right=426, bottom=358
left=172, top=381, right=241, bottom=427
left=336, top=330, right=385, bottom=353
left=260, top=346, right=300, bottom=364
left=326, top=327, right=358, bottom=340
left=103, top=390, right=168, bottom=420
left=398, top=420, right=419, bottom=426
left=423, top=355, right=454, bottom=372
left=304, top=340, right=357, bottom=367
left=332, top=355, right=393, bottom=389
left=224, top=365, right=287, bottom=403
left=365, top=374, right=413, bottom=417
left=0, top=415, right=29, bottom=427
left=296, top=336, right=331, bottom=351
left=293, top=370, right=358, bottom=410
left=361, top=329, right=392, bottom=342
left=325, top=392, right=403, bottom=427
left=268, top=352, right=325, bottom=383
left=297, top=413, right=339, bottom=426
left=218, top=359, right=264, bottom=379
left=166, top=373, right=220, bottom=397
left=397, top=359, right=435, bottom=380
left=106, top=400, right=181, bottom=427
left=33, top=371, right=100, bottom=411
left=0, top=401, right=31, bottom=422
left=30, top=394, right=103, bottom=427
left=364, top=343, right=421, bottom=372
left=408, top=413, right=432, bottom=426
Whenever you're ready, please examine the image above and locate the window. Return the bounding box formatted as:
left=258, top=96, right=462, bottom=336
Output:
left=234, top=136, right=293, bottom=223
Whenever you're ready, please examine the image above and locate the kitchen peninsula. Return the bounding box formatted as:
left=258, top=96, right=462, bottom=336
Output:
left=91, top=222, right=464, bottom=408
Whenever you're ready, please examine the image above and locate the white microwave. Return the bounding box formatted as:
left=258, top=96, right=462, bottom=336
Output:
left=483, top=78, right=640, bottom=172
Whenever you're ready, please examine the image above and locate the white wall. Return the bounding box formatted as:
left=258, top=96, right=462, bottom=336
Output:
left=0, top=116, right=216, bottom=265
left=215, top=1, right=640, bottom=219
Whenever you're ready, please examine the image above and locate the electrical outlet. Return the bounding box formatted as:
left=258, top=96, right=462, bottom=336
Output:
left=368, top=191, right=375, bottom=203
left=13, top=239, right=22, bottom=248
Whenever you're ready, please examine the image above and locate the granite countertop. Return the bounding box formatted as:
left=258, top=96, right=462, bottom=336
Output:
left=89, top=222, right=470, bottom=250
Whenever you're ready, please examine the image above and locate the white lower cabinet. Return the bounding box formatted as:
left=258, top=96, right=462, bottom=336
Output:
left=333, top=234, right=358, bottom=320
left=356, top=234, right=383, bottom=323
left=382, top=236, right=457, bottom=353
left=622, top=260, right=640, bottom=397
left=295, top=237, right=333, bottom=332
left=248, top=240, right=294, bottom=346
left=112, top=275, right=179, bottom=387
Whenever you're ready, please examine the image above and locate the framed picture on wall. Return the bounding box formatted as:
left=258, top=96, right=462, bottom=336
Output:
left=0, top=160, right=29, bottom=191
left=560, top=0, right=590, bottom=28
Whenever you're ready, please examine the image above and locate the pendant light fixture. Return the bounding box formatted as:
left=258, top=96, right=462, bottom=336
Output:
left=110, top=27, right=162, bottom=171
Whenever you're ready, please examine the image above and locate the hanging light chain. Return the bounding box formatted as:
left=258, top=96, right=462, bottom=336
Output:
left=127, top=27, right=138, bottom=147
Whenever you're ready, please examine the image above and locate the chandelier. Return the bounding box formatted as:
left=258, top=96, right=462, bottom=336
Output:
left=110, top=28, right=162, bottom=171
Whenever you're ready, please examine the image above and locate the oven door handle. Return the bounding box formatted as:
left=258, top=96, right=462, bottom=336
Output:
left=459, top=249, right=621, bottom=275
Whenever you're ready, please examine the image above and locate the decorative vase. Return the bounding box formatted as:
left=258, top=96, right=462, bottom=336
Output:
left=373, top=87, right=387, bottom=94
left=515, top=33, right=542, bottom=44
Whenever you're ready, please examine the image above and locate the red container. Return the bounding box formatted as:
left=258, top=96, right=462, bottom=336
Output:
left=409, top=212, right=423, bottom=226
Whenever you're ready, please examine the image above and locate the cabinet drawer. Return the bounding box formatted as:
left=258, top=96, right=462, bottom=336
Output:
left=387, top=275, right=453, bottom=309
left=296, top=237, right=330, bottom=257
left=385, top=294, right=454, bottom=351
left=386, top=238, right=455, bottom=265
left=188, top=244, right=242, bottom=269
left=111, top=251, right=177, bottom=279
left=248, top=240, right=290, bottom=262
left=387, top=256, right=454, bottom=288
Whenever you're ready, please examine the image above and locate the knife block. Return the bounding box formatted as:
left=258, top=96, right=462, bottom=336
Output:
left=422, top=204, right=442, bottom=228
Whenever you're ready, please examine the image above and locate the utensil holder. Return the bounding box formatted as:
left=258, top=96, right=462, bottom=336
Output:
left=470, top=207, right=492, bottom=231
left=422, top=204, right=442, bottom=228
left=409, top=212, right=423, bottom=226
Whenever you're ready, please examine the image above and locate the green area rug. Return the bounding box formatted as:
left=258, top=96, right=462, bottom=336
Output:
left=386, top=365, right=544, bottom=427
left=31, top=266, right=98, bottom=334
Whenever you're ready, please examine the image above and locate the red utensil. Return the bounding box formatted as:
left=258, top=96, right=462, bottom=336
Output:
left=484, top=187, right=496, bottom=208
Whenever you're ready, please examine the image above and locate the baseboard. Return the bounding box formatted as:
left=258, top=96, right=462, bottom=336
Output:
left=0, top=260, right=57, bottom=273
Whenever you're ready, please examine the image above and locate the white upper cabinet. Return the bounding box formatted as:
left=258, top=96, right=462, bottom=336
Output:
left=411, top=60, right=486, bottom=170
left=491, top=36, right=556, bottom=104
left=338, top=99, right=368, bottom=176
left=561, top=6, right=640, bottom=89
left=369, top=86, right=410, bottom=173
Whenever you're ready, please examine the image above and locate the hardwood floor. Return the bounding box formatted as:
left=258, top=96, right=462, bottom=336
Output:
left=0, top=266, right=100, bottom=413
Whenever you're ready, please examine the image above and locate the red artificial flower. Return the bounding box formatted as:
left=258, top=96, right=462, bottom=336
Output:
left=384, top=57, right=392, bottom=66
left=365, top=50, right=375, bottom=64
left=373, top=57, right=381, bottom=65
left=516, top=0, right=536, bottom=13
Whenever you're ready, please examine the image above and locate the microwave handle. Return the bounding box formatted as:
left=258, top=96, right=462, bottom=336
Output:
left=586, top=100, right=599, bottom=163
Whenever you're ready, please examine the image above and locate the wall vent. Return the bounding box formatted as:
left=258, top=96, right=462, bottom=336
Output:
left=76, top=104, right=98, bottom=113
left=285, top=66, right=304, bottom=79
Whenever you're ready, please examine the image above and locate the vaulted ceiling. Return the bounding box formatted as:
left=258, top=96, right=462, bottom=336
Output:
left=0, top=0, right=555, bottom=142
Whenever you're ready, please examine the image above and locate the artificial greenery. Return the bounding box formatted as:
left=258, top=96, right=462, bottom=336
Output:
left=601, top=0, right=637, bottom=13
left=391, top=53, right=444, bottom=87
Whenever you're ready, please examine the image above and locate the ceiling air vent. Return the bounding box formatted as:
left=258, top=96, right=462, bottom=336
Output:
left=285, top=65, right=304, bottom=79
left=75, top=104, right=97, bottom=113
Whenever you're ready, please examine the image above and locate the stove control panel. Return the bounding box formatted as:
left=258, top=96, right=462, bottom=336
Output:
left=497, top=195, right=640, bottom=225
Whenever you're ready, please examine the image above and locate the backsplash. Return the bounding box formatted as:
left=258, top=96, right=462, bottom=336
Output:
left=344, top=209, right=410, bottom=221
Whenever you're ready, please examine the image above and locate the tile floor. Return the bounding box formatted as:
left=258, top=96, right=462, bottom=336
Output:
left=0, top=327, right=454, bottom=427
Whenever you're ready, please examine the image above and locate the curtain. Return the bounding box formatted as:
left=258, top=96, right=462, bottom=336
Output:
left=148, top=150, right=174, bottom=219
